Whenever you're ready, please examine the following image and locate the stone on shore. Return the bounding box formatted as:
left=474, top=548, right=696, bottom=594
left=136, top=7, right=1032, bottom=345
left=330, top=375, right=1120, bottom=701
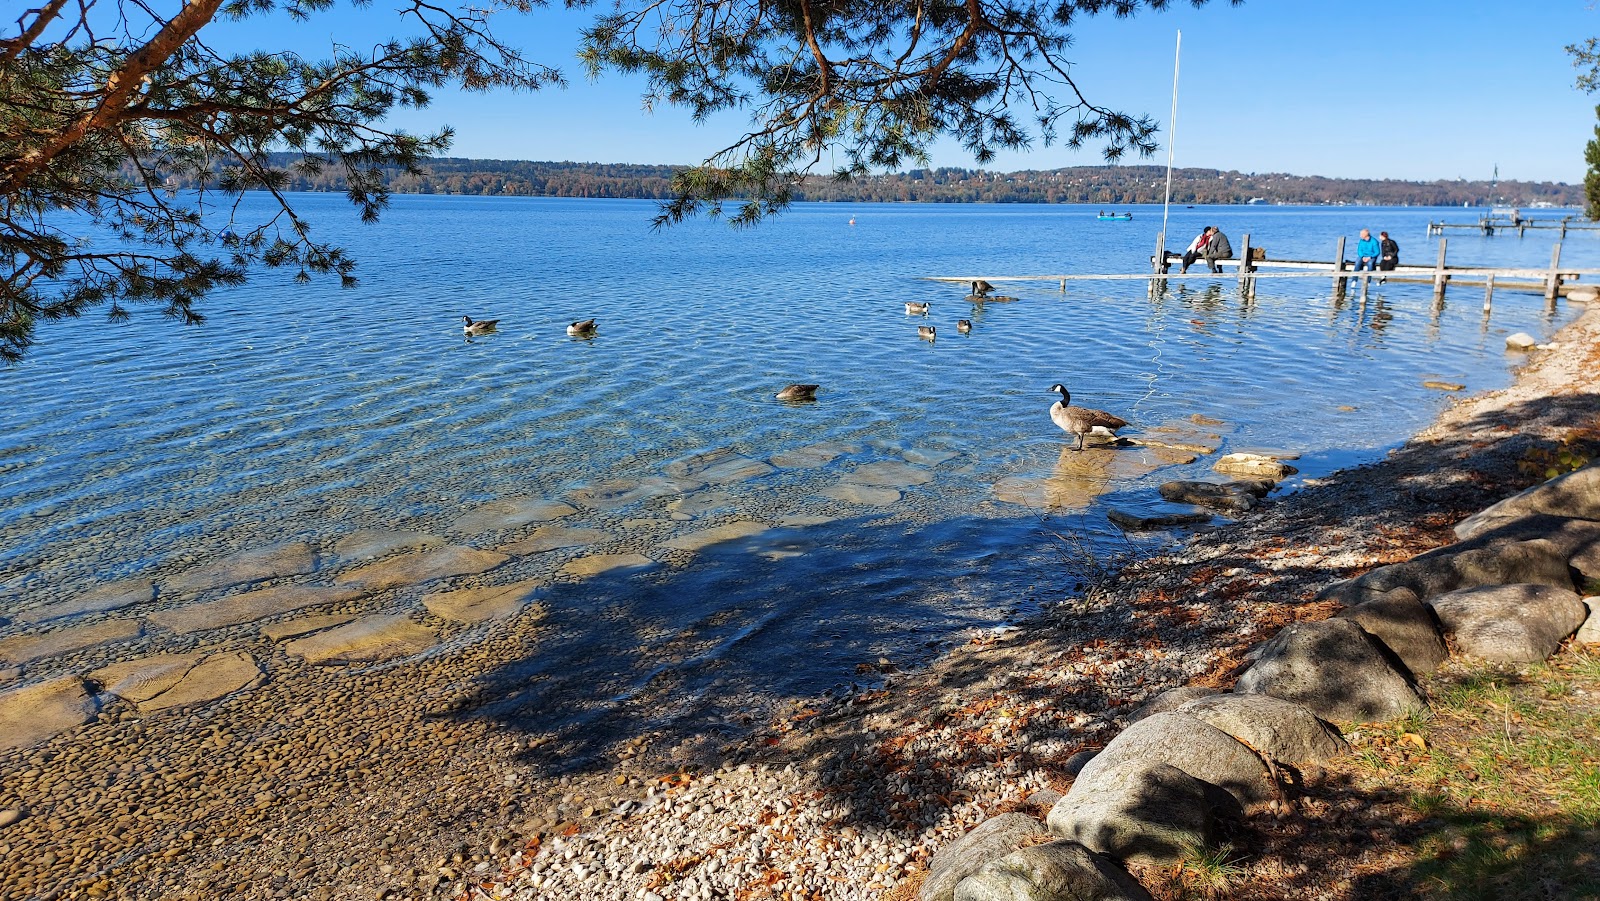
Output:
left=844, top=461, right=933, bottom=488
left=953, top=840, right=1154, bottom=901
left=331, top=529, right=445, bottom=562
left=1068, top=712, right=1274, bottom=809
left=1126, top=686, right=1220, bottom=723
left=1212, top=453, right=1298, bottom=481
left=561, top=552, right=656, bottom=578
left=0, top=620, right=144, bottom=666
left=1577, top=598, right=1600, bottom=645
left=258, top=613, right=359, bottom=642
left=1425, top=583, right=1588, bottom=665
left=1334, top=587, right=1449, bottom=675
left=148, top=585, right=364, bottom=635
left=1567, top=286, right=1598, bottom=302
left=0, top=676, right=99, bottom=751
left=663, top=521, right=771, bottom=554
left=164, top=542, right=320, bottom=595
left=1505, top=332, right=1538, bottom=350
left=1454, top=462, right=1600, bottom=539
left=1316, top=537, right=1577, bottom=607
left=18, top=578, right=156, bottom=624
left=447, top=499, right=576, bottom=536
left=335, top=546, right=510, bottom=591
left=770, top=442, right=858, bottom=469
left=421, top=579, right=545, bottom=624
left=91, top=651, right=259, bottom=712
left=920, top=813, right=1047, bottom=901
left=282, top=614, right=437, bottom=664
left=1235, top=619, right=1427, bottom=723
left=1107, top=508, right=1211, bottom=531
left=821, top=484, right=901, bottom=506
left=1174, top=694, right=1349, bottom=767
left=1158, top=480, right=1270, bottom=513
left=1047, top=761, right=1228, bottom=865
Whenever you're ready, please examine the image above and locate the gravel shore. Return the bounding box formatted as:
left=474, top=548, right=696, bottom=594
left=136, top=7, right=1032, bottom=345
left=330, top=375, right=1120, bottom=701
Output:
left=2, top=303, right=1594, bottom=901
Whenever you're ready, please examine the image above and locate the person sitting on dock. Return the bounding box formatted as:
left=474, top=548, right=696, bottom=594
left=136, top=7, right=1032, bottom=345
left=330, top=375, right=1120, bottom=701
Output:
left=1355, top=229, right=1380, bottom=271
left=1175, top=227, right=1211, bottom=273
left=1378, top=231, right=1399, bottom=271
left=1202, top=227, right=1232, bottom=273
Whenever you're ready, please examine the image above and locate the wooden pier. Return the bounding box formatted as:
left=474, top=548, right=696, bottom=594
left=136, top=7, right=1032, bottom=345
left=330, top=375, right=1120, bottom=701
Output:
left=928, top=235, right=1600, bottom=312
left=1426, top=215, right=1600, bottom=238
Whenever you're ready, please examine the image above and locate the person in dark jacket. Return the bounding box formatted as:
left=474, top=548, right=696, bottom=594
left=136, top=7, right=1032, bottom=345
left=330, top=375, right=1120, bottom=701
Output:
left=1202, top=227, right=1233, bottom=273
left=1378, top=231, right=1399, bottom=271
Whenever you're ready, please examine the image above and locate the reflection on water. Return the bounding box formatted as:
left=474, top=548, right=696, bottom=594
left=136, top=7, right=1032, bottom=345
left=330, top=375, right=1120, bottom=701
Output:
left=0, top=197, right=1587, bottom=751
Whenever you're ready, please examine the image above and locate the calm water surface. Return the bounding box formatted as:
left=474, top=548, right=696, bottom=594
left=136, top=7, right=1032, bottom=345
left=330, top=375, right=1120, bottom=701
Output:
left=1, top=196, right=1588, bottom=747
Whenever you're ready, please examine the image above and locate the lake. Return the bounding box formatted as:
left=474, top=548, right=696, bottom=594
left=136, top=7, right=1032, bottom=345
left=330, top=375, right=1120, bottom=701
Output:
left=0, top=195, right=1587, bottom=756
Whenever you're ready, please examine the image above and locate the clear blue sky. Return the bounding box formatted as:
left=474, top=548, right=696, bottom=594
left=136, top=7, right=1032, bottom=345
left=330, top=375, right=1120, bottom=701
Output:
left=209, top=0, right=1600, bottom=183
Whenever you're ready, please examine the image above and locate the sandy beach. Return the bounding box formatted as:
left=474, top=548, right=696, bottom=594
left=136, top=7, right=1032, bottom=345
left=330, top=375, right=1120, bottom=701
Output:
left=2, top=299, right=1596, bottom=901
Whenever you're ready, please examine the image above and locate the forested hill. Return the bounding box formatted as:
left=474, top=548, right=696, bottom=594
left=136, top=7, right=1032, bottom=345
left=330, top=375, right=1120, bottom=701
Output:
left=235, top=155, right=1580, bottom=207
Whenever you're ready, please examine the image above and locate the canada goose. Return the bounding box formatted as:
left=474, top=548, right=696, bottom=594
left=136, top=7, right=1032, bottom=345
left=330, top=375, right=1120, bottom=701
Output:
left=970, top=279, right=994, bottom=297
left=463, top=316, right=499, bottom=336
left=566, top=319, right=597, bottom=336
left=775, top=384, right=819, bottom=401
left=905, top=301, right=930, bottom=315
left=956, top=319, right=972, bottom=333
left=1048, top=384, right=1128, bottom=451
left=918, top=325, right=937, bottom=340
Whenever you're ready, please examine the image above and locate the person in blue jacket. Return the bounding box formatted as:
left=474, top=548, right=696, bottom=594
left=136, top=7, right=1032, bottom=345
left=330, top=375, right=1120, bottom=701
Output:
left=1354, top=228, right=1380, bottom=271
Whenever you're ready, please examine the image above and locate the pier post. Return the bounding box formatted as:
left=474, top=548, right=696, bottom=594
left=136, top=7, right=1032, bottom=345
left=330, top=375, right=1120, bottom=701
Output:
left=1545, top=242, right=1563, bottom=305
left=1154, top=232, right=1167, bottom=275
left=1238, top=233, right=1253, bottom=290
left=1562, top=218, right=1570, bottom=239
left=1333, top=236, right=1347, bottom=295
left=1484, top=273, right=1495, bottom=314
left=1433, top=238, right=1448, bottom=299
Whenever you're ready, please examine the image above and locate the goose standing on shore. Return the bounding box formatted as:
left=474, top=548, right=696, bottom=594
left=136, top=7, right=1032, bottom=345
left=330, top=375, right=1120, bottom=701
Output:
left=567, top=319, right=597, bottom=336
left=1048, top=384, right=1128, bottom=451
left=970, top=279, right=994, bottom=297
left=463, top=316, right=499, bottom=336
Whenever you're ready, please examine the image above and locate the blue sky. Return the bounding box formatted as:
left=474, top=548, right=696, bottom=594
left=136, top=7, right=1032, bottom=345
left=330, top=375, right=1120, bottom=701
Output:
left=208, top=1, right=1600, bottom=183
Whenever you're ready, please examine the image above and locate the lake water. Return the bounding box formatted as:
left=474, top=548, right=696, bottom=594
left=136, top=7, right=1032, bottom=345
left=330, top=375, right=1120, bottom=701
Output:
left=0, top=196, right=1587, bottom=753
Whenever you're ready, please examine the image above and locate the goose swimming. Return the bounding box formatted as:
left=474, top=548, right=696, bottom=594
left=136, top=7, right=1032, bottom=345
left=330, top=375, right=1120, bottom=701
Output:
left=1048, top=384, right=1128, bottom=451
left=463, top=316, right=499, bottom=336
left=566, top=318, right=597, bottom=336
left=905, top=301, right=930, bottom=315
left=918, top=325, right=937, bottom=340
left=775, top=384, right=819, bottom=401
left=956, top=319, right=972, bottom=333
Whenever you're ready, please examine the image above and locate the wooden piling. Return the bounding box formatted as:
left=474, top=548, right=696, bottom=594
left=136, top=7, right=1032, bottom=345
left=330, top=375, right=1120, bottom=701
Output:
left=1546, top=242, right=1563, bottom=304
left=1433, top=238, right=1448, bottom=299
left=1238, top=233, right=1253, bottom=290
left=1153, top=232, right=1167, bottom=275
left=1333, top=236, right=1347, bottom=294
left=1484, top=272, right=1495, bottom=313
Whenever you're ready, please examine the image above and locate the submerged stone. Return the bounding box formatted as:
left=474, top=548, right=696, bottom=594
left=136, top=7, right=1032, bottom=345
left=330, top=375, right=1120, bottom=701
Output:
left=569, top=477, right=691, bottom=511
left=663, top=521, right=771, bottom=554
left=561, top=553, right=656, bottom=578
left=421, top=579, right=545, bottom=624
left=335, top=546, right=510, bottom=591
left=91, top=651, right=259, bottom=712
left=19, top=578, right=155, bottom=624
left=259, top=613, right=360, bottom=642
left=0, top=677, right=99, bottom=751
left=771, top=442, right=858, bottom=469
left=148, top=585, right=364, bottom=634
left=0, top=620, right=145, bottom=666
left=447, top=498, right=576, bottom=535
left=164, top=542, right=320, bottom=595
left=498, top=525, right=610, bottom=556
left=846, top=461, right=934, bottom=488
left=282, top=614, right=437, bottom=664
left=331, top=529, right=446, bottom=562
left=820, top=484, right=901, bottom=506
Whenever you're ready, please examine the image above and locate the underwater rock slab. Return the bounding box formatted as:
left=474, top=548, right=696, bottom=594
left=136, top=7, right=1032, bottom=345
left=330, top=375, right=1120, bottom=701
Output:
left=0, top=676, right=99, bottom=751
left=19, top=578, right=156, bottom=624
left=334, top=546, right=510, bottom=591
left=164, top=542, right=320, bottom=595
left=698, top=457, right=776, bottom=485
left=901, top=447, right=960, bottom=467
left=0, top=620, right=145, bottom=666
left=91, top=650, right=260, bottom=712
left=259, top=613, right=359, bottom=642
left=447, top=499, right=577, bottom=536
left=331, top=529, right=446, bottom=562
left=282, top=614, right=437, bottom=664
left=667, top=489, right=739, bottom=517
left=770, top=442, right=859, bottom=469
left=845, top=461, right=934, bottom=488
left=820, top=484, right=901, bottom=506
left=422, top=579, right=545, bottom=624
left=663, top=521, right=771, bottom=554
left=570, top=477, right=692, bottom=511
left=148, top=586, right=365, bottom=635
left=498, top=525, right=610, bottom=556
left=993, top=446, right=1180, bottom=511
left=561, top=552, right=656, bottom=578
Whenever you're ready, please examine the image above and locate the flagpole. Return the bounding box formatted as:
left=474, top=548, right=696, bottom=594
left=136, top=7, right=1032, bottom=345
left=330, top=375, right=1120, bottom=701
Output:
left=1160, top=30, right=1181, bottom=254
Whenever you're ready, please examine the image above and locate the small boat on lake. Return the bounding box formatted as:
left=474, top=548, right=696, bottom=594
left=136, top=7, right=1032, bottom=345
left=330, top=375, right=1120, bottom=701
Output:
left=1096, top=212, right=1133, bottom=221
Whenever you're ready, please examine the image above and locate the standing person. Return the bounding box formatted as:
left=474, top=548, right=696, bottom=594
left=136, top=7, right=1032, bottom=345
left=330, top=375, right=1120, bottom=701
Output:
left=1378, top=231, right=1400, bottom=270
left=1176, top=227, right=1210, bottom=274
left=1355, top=228, right=1380, bottom=271
left=1203, top=226, right=1232, bottom=273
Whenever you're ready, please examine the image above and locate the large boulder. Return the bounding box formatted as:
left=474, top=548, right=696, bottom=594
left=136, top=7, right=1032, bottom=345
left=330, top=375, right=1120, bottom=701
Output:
left=921, top=814, right=1047, bottom=901
left=1126, top=686, right=1220, bottom=724
left=954, top=840, right=1154, bottom=901
left=1455, top=462, right=1600, bottom=539
left=1158, top=480, right=1271, bottom=513
left=1235, top=619, right=1427, bottom=723
left=1068, top=712, right=1273, bottom=809
left=1577, top=598, right=1600, bottom=645
left=1335, top=588, right=1449, bottom=675
left=1174, top=694, right=1349, bottom=767
left=1047, top=761, right=1230, bottom=865
left=1425, top=583, right=1588, bottom=665
left=1316, top=538, right=1576, bottom=607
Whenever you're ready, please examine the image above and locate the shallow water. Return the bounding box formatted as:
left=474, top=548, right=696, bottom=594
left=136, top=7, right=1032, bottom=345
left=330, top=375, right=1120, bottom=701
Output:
left=0, top=196, right=1587, bottom=749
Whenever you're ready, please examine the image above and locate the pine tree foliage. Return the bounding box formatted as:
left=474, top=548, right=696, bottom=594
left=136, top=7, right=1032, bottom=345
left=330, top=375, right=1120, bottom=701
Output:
left=2, top=0, right=1228, bottom=362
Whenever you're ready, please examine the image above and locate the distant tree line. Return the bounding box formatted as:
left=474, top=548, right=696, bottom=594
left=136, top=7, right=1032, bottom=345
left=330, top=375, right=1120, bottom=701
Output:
left=155, top=154, right=1579, bottom=208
